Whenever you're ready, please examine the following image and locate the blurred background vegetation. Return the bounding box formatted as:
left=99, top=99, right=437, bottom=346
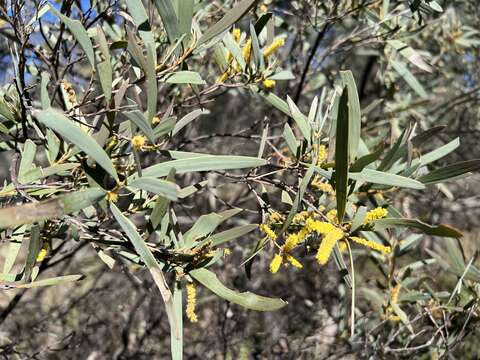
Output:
left=0, top=0, right=479, bottom=359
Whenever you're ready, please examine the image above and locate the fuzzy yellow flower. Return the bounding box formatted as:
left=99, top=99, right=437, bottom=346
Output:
left=131, top=135, right=146, bottom=150
left=259, top=224, right=277, bottom=240
left=242, top=38, right=252, bottom=63
left=305, top=218, right=335, bottom=235
left=262, top=79, right=276, bottom=89
left=326, top=209, right=338, bottom=224
left=268, top=211, right=284, bottom=223
left=263, top=38, right=285, bottom=58
left=390, top=284, right=401, bottom=304
left=269, top=253, right=283, bottom=274
left=350, top=236, right=391, bottom=254
left=106, top=191, right=119, bottom=203
left=232, top=28, right=241, bottom=43
left=311, top=178, right=334, bottom=194
left=284, top=233, right=301, bottom=252
left=317, top=145, right=328, bottom=164
left=364, top=207, right=388, bottom=223
left=186, top=282, right=198, bottom=323
left=36, top=241, right=48, bottom=262
left=316, top=227, right=344, bottom=265
left=286, top=254, right=302, bottom=269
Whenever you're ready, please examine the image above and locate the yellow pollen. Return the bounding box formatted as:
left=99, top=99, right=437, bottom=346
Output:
left=106, top=191, right=119, bottom=203
left=263, top=38, right=285, bottom=58
left=350, top=236, right=391, bottom=254
left=131, top=135, right=146, bottom=150
left=259, top=224, right=277, bottom=240
left=364, top=207, right=388, bottom=223
left=186, top=282, right=198, bottom=323
left=286, top=255, right=302, bottom=269
left=269, top=253, right=283, bottom=274
left=316, top=228, right=344, bottom=265
left=262, top=79, right=276, bottom=89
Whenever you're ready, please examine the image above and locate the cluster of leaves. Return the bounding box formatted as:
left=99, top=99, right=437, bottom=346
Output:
left=0, top=0, right=479, bottom=358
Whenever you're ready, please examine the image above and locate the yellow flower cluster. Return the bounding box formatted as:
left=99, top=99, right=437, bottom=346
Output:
left=326, top=209, right=338, bottom=224
left=259, top=224, right=277, bottom=240
left=131, top=135, right=146, bottom=150
left=36, top=241, right=49, bottom=262
left=186, top=282, right=198, bottom=323
left=350, top=236, right=391, bottom=254
left=268, top=211, right=285, bottom=223
left=317, top=145, right=328, bottom=165
left=262, top=79, right=276, bottom=89
left=390, top=284, right=401, bottom=304
left=364, top=207, right=388, bottom=223
left=311, top=176, right=334, bottom=194
left=264, top=38, right=285, bottom=58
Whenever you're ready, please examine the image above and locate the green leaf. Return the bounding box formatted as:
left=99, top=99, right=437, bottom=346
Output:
left=373, top=218, right=463, bottom=238
left=23, top=225, right=40, bottom=282
left=145, top=46, right=158, bottom=122
left=17, top=274, right=83, bottom=288
left=126, top=0, right=156, bottom=53
left=40, top=72, right=51, bottom=109
left=190, top=268, right=287, bottom=311
left=2, top=226, right=26, bottom=274
left=198, top=0, right=258, bottom=46
left=125, top=110, right=155, bottom=142
left=177, top=0, right=194, bottom=36
left=387, top=40, right=432, bottom=73
left=110, top=203, right=179, bottom=338
left=163, top=71, right=206, bottom=85
left=172, top=109, right=209, bottom=136
left=49, top=6, right=95, bottom=67
left=209, top=224, right=258, bottom=246
left=340, top=71, right=361, bottom=160
left=171, top=283, right=183, bottom=360
left=282, top=123, right=298, bottom=156
left=349, top=169, right=425, bottom=189
left=152, top=0, right=180, bottom=43
left=139, top=155, right=266, bottom=179
left=417, top=160, right=480, bottom=185
left=0, top=188, right=106, bottom=229
left=129, top=177, right=178, bottom=200
left=19, top=140, right=37, bottom=177
left=35, top=108, right=118, bottom=182
left=286, top=96, right=311, bottom=143
left=335, top=87, right=349, bottom=222
left=391, top=60, right=427, bottom=98
left=95, top=26, right=113, bottom=102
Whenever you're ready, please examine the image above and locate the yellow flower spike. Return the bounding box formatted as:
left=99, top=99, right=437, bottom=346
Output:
left=326, top=209, right=338, bottom=224
left=186, top=282, right=198, bottom=323
left=364, top=207, right=388, bottom=224
left=242, top=38, right=252, bottom=63
left=305, top=218, right=335, bottom=235
left=36, top=241, right=48, bottom=262
left=316, top=228, right=344, bottom=265
left=338, top=240, right=348, bottom=253
left=390, top=284, right=401, bottom=304
left=269, top=253, right=283, bottom=274
left=232, top=28, right=241, bottom=43
left=131, top=135, right=146, bottom=150
left=268, top=211, right=284, bottom=223
left=106, top=191, right=119, bottom=203
left=152, top=116, right=161, bottom=125
left=350, top=236, right=391, bottom=254
left=259, top=224, right=277, bottom=240
left=286, top=255, right=303, bottom=269
left=311, top=178, right=334, bottom=194
left=263, top=38, right=285, bottom=58
left=317, top=145, right=328, bottom=164
left=284, top=233, right=300, bottom=252
left=262, top=79, right=276, bottom=89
